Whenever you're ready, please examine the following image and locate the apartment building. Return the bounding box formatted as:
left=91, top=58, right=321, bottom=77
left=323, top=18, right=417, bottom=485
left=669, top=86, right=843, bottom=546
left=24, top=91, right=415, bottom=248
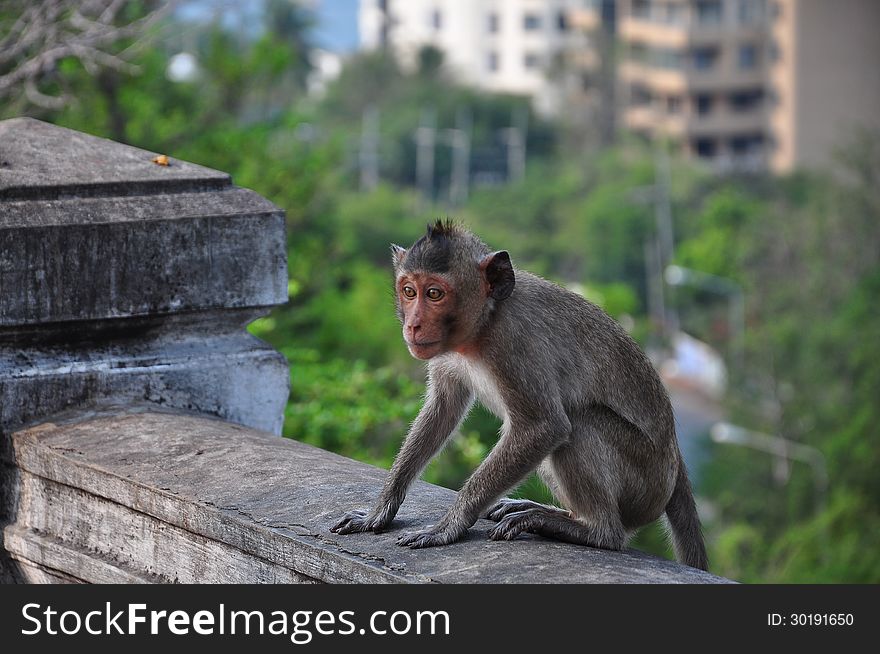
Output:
left=360, top=0, right=880, bottom=173
left=618, top=0, right=770, bottom=170
left=617, top=0, right=880, bottom=172
left=358, top=0, right=588, bottom=115
left=768, top=0, right=880, bottom=172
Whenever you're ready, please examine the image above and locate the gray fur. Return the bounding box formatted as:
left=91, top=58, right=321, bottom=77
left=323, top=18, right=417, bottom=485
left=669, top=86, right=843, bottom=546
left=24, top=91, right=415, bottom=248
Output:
left=331, top=224, right=709, bottom=571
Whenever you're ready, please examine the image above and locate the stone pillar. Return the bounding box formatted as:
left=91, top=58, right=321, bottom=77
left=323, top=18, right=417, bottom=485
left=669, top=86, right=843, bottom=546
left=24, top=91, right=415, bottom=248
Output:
left=0, top=118, right=289, bottom=579
left=0, top=117, right=288, bottom=433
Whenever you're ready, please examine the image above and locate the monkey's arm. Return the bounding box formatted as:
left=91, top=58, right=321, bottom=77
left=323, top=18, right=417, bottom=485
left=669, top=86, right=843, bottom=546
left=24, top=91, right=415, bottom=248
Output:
left=330, top=372, right=473, bottom=535
left=397, top=408, right=571, bottom=548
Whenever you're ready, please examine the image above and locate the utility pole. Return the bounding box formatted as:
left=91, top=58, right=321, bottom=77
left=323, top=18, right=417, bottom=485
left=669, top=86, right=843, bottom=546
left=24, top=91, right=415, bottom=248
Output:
left=446, top=106, right=471, bottom=206
left=644, top=238, right=667, bottom=357
left=654, top=142, right=679, bottom=335
left=631, top=143, right=677, bottom=344
left=360, top=105, right=380, bottom=192
left=502, top=106, right=528, bottom=183
left=415, top=107, right=436, bottom=207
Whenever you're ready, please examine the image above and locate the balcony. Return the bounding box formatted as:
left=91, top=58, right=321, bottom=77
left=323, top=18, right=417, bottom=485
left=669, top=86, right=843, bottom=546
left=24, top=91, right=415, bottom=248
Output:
left=569, top=7, right=601, bottom=31
left=686, top=107, right=767, bottom=135
left=624, top=105, right=688, bottom=136
left=620, top=60, right=765, bottom=93
left=623, top=103, right=766, bottom=140
left=619, top=15, right=767, bottom=47
left=620, top=16, right=690, bottom=48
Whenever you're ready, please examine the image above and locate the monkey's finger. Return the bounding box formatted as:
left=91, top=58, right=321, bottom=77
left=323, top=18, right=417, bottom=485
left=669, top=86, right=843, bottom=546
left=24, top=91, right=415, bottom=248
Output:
left=397, top=531, right=433, bottom=548
left=485, top=501, right=519, bottom=521
left=488, top=515, right=528, bottom=541
left=330, top=510, right=367, bottom=533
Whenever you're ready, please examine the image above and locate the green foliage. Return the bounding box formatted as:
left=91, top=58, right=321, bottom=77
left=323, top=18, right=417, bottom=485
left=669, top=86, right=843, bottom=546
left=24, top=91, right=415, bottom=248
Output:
left=279, top=347, right=422, bottom=466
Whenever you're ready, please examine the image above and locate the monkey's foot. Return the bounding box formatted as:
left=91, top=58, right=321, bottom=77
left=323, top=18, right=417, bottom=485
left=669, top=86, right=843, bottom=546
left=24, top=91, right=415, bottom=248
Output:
left=396, top=525, right=463, bottom=549
left=330, top=510, right=391, bottom=534
left=487, top=510, right=538, bottom=541
left=485, top=498, right=566, bottom=521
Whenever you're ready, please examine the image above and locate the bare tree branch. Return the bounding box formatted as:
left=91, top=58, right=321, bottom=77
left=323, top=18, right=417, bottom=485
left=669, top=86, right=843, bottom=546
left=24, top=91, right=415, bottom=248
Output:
left=0, top=0, right=174, bottom=109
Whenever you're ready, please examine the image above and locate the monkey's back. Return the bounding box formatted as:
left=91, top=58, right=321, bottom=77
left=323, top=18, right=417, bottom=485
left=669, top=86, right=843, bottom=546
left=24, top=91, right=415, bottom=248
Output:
left=487, top=270, right=677, bottom=450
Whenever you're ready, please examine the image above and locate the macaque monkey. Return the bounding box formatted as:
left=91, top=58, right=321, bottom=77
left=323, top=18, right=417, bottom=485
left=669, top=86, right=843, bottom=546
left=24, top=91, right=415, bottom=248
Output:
left=331, top=221, right=708, bottom=570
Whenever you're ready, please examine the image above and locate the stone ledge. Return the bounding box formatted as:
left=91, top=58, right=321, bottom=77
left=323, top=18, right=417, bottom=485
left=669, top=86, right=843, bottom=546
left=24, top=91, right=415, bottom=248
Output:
left=0, top=117, right=287, bottom=327
left=0, top=117, right=230, bottom=200
left=3, top=407, right=732, bottom=584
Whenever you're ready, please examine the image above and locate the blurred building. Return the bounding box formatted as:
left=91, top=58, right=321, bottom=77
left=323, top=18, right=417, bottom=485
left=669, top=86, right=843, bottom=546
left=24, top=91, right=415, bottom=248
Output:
left=358, top=0, right=592, bottom=115
left=617, top=0, right=880, bottom=172
left=565, top=1, right=618, bottom=145
left=767, top=0, right=880, bottom=172
left=360, top=0, right=880, bottom=173
left=617, top=0, right=770, bottom=171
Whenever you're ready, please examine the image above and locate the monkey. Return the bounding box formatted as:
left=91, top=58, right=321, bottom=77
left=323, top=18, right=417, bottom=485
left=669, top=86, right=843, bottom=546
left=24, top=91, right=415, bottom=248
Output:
left=331, top=220, right=708, bottom=571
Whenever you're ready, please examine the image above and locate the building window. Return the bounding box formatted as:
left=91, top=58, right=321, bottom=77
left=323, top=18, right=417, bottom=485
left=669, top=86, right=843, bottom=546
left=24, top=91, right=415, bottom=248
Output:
left=692, top=47, right=719, bottom=70
left=630, top=84, right=652, bottom=107
left=667, top=96, right=683, bottom=114
left=730, top=134, right=764, bottom=155
left=664, top=2, right=686, bottom=24
left=629, top=43, right=648, bottom=63
left=695, top=0, right=723, bottom=25
left=738, top=0, right=765, bottom=24
left=695, top=94, right=714, bottom=115
left=771, top=0, right=782, bottom=19
left=738, top=43, right=758, bottom=69
left=655, top=47, right=684, bottom=70
left=523, top=13, right=542, bottom=30
left=557, top=10, right=569, bottom=31
left=632, top=0, right=651, bottom=20
left=729, top=89, right=763, bottom=112
left=431, top=8, right=442, bottom=30
left=488, top=51, right=499, bottom=72
left=694, top=137, right=717, bottom=158
left=524, top=52, right=541, bottom=69
left=488, top=12, right=499, bottom=33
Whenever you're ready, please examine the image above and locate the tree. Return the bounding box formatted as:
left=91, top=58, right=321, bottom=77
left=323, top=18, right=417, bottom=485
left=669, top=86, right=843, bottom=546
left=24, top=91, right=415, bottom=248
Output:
left=0, top=0, right=170, bottom=112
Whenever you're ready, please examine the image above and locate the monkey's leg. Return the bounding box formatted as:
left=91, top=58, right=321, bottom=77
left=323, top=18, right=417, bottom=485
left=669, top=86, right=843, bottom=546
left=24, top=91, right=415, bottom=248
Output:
left=488, top=508, right=626, bottom=550
left=491, top=417, right=631, bottom=550
left=397, top=414, right=570, bottom=548
left=331, top=377, right=473, bottom=535
left=485, top=498, right=570, bottom=521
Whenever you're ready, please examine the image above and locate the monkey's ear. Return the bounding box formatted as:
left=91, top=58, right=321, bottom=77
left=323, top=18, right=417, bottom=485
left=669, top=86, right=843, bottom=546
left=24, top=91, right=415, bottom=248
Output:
left=390, top=244, right=407, bottom=270
left=480, top=251, right=515, bottom=301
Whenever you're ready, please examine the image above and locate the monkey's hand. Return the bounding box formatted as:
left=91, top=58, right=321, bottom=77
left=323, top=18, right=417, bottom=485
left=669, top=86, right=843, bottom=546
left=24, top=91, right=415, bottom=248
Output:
left=396, top=523, right=466, bottom=549
left=330, top=508, right=394, bottom=535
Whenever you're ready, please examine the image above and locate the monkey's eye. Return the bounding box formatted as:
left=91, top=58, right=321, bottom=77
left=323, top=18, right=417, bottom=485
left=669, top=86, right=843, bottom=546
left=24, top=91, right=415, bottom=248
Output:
left=402, top=286, right=417, bottom=299
left=426, top=287, right=445, bottom=301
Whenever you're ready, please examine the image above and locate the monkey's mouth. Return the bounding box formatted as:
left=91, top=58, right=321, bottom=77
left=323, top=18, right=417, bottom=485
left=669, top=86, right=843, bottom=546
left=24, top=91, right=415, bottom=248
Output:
left=406, top=340, right=442, bottom=359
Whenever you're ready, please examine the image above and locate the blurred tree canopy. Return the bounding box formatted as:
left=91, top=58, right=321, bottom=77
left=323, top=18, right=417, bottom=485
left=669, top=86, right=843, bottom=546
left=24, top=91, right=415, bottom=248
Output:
left=2, top=1, right=878, bottom=582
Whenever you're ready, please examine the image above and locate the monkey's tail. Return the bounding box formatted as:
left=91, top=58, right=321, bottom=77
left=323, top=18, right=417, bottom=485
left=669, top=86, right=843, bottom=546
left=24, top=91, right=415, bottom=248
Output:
left=664, top=459, right=709, bottom=571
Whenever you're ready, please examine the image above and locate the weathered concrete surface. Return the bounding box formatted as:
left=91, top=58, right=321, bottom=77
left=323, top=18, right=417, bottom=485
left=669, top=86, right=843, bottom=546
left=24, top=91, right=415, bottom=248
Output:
left=0, top=311, right=288, bottom=436
left=4, top=408, right=732, bottom=584
left=0, top=118, right=290, bottom=579
left=0, top=117, right=230, bottom=200
left=0, top=117, right=288, bottom=436
left=0, top=120, right=286, bottom=327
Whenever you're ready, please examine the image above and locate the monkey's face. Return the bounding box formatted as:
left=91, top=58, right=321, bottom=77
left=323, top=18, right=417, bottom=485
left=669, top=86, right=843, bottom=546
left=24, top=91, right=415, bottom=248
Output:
left=395, top=272, right=458, bottom=360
